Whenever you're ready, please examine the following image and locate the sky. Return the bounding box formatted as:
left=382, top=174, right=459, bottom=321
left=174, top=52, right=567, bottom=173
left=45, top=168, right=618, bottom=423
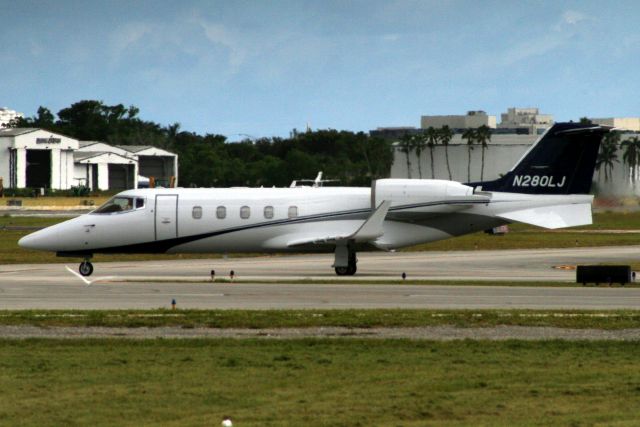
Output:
left=2, top=0, right=639, bottom=140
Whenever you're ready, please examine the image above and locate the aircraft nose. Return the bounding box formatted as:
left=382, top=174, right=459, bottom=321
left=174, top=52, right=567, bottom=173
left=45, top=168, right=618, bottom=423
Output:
left=19, top=229, right=54, bottom=251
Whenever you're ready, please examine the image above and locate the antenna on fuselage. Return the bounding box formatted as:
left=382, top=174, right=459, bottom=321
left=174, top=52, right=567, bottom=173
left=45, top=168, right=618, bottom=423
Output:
left=290, top=171, right=339, bottom=188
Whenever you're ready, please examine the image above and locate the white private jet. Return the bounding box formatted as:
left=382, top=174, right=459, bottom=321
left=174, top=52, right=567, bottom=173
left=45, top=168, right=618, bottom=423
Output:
left=19, top=122, right=610, bottom=277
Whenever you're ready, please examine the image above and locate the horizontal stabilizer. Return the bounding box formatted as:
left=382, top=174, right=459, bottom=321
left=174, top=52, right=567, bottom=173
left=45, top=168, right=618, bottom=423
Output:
left=497, top=203, right=592, bottom=229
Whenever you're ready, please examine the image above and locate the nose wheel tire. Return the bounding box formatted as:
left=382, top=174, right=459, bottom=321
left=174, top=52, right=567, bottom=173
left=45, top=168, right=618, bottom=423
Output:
left=79, top=261, right=94, bottom=277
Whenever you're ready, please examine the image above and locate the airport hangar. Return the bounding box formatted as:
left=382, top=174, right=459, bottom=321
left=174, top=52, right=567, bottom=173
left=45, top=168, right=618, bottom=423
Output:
left=0, top=128, right=178, bottom=191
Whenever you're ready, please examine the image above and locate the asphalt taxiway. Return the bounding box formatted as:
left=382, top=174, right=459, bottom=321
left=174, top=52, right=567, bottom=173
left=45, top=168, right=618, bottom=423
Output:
left=1, top=246, right=639, bottom=309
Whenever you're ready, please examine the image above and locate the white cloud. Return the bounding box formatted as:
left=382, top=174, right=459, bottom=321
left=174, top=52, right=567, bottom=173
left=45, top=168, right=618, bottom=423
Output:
left=562, top=10, right=588, bottom=26
left=197, top=21, right=247, bottom=68
left=109, top=21, right=154, bottom=58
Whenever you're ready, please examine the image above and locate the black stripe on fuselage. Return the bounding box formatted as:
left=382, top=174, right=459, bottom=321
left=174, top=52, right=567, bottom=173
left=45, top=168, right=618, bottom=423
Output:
left=84, top=198, right=489, bottom=254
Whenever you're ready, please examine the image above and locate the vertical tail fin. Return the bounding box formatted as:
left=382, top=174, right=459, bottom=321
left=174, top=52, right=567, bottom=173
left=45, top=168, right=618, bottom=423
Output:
left=471, top=122, right=611, bottom=194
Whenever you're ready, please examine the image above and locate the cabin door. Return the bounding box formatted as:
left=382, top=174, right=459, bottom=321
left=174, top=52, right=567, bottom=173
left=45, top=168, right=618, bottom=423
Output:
left=155, top=195, right=178, bottom=240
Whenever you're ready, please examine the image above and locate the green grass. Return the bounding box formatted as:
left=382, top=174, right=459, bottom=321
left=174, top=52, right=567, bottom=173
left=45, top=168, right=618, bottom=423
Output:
left=4, top=309, right=640, bottom=329
left=1, top=339, right=640, bottom=426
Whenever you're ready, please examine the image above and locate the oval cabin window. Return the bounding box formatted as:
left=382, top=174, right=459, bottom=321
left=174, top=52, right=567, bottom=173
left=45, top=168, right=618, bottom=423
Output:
left=288, top=206, right=298, bottom=218
left=240, top=206, right=251, bottom=219
left=264, top=206, right=274, bottom=219
left=216, top=206, right=226, bottom=219
left=192, top=206, right=203, bottom=219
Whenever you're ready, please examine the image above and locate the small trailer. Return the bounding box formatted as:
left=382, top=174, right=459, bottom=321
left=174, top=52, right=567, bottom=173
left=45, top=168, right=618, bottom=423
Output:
left=576, top=265, right=632, bottom=286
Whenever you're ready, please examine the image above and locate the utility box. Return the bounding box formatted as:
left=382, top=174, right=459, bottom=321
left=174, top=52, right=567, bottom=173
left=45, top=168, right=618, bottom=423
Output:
left=576, top=265, right=632, bottom=286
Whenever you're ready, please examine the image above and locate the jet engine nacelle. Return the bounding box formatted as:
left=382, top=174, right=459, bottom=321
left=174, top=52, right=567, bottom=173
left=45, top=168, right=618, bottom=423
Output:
left=372, top=179, right=474, bottom=207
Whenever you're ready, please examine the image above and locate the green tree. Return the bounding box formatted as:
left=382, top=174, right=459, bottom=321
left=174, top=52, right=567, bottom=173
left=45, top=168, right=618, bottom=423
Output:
left=410, top=133, right=425, bottom=178
left=462, top=128, right=476, bottom=181
left=398, top=134, right=414, bottom=179
left=424, top=127, right=439, bottom=179
left=596, top=133, right=619, bottom=182
left=621, top=135, right=640, bottom=184
left=438, top=125, right=454, bottom=180
left=10, top=99, right=395, bottom=187
left=476, top=125, right=492, bottom=181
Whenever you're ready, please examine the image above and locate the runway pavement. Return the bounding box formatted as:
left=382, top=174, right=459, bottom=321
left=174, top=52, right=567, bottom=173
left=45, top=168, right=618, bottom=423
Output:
left=1, top=246, right=640, bottom=309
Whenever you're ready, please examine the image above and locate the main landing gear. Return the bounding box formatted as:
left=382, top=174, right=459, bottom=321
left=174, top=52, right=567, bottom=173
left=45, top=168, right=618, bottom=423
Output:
left=79, top=259, right=94, bottom=277
left=334, top=245, right=357, bottom=276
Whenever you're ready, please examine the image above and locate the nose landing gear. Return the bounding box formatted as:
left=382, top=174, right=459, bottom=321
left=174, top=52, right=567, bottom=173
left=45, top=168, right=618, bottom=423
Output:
left=79, top=260, right=94, bottom=277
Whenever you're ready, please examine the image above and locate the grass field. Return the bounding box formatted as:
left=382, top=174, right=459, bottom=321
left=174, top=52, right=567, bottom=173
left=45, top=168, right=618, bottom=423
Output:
left=1, top=339, right=639, bottom=426
left=1, top=211, right=640, bottom=264
left=4, top=309, right=640, bottom=329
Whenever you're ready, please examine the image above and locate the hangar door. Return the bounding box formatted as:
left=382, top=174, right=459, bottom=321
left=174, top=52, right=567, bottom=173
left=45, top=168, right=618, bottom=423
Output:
left=139, top=157, right=167, bottom=179
left=108, top=165, right=134, bottom=190
left=26, top=150, right=51, bottom=188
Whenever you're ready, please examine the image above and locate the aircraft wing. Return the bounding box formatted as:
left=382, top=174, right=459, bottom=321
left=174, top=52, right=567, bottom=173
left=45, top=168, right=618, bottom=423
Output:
left=287, top=200, right=391, bottom=247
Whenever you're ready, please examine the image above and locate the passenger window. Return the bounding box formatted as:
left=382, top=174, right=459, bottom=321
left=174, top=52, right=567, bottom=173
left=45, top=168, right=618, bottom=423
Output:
left=264, top=206, right=274, bottom=219
left=288, top=206, right=298, bottom=218
left=240, top=206, right=250, bottom=219
left=216, top=206, right=226, bottom=219
left=192, top=206, right=203, bottom=219
left=136, top=198, right=145, bottom=209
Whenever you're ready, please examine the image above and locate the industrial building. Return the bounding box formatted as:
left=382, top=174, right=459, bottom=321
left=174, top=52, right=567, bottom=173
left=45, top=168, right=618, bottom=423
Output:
left=498, top=107, right=553, bottom=134
left=0, top=128, right=177, bottom=191
left=421, top=110, right=497, bottom=129
left=589, top=117, right=640, bottom=132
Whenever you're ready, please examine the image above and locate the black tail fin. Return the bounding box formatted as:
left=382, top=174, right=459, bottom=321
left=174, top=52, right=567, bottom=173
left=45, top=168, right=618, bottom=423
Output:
left=469, top=122, right=611, bottom=194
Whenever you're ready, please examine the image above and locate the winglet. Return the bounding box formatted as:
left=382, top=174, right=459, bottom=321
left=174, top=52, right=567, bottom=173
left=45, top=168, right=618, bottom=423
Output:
left=347, top=200, right=391, bottom=242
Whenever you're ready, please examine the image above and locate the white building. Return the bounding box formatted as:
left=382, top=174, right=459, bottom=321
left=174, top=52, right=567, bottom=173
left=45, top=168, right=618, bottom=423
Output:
left=498, top=107, right=553, bottom=133
left=589, top=117, right=640, bottom=132
left=421, top=111, right=497, bottom=129
left=116, top=145, right=179, bottom=187
left=75, top=142, right=138, bottom=190
left=0, top=108, right=23, bottom=128
left=0, top=128, right=78, bottom=189
left=0, top=128, right=178, bottom=191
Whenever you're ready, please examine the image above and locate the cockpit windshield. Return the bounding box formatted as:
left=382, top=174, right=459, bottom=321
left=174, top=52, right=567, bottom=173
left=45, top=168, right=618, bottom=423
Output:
left=93, top=196, right=144, bottom=214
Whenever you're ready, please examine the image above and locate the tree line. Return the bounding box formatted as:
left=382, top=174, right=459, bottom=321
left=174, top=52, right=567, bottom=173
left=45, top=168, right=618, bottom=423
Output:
left=6, top=100, right=394, bottom=188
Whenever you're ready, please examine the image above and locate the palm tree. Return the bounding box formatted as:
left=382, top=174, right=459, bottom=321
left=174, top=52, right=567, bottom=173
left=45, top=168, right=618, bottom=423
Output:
left=596, top=134, right=619, bottom=182
left=462, top=128, right=476, bottom=181
left=622, top=136, right=640, bottom=184
left=438, top=125, right=454, bottom=180
left=411, top=133, right=426, bottom=178
left=398, top=134, right=413, bottom=178
left=424, top=127, right=439, bottom=179
left=476, top=125, right=492, bottom=181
